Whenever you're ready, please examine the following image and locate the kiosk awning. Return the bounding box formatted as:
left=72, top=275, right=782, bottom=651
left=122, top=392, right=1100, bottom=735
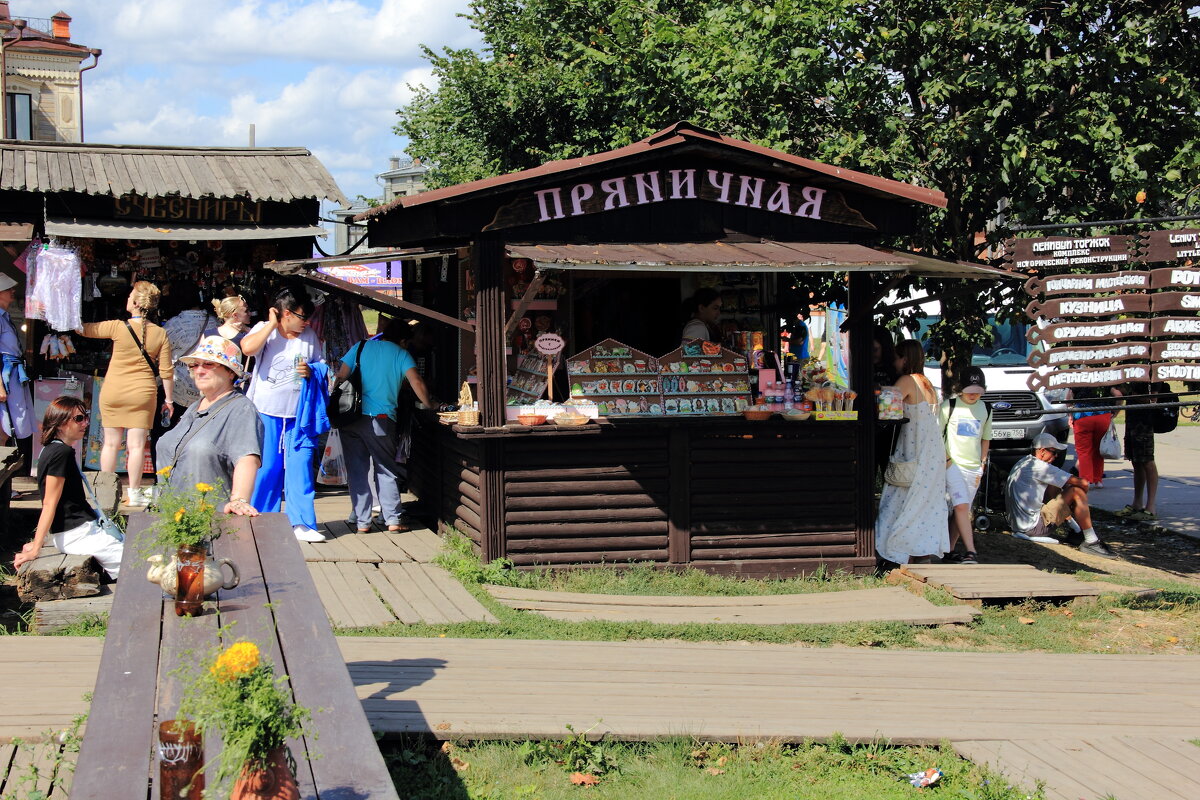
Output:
left=505, top=242, right=1014, bottom=279
left=44, top=217, right=327, bottom=241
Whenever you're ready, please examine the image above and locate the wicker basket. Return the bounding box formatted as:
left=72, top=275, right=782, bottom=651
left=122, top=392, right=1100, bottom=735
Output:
left=457, top=409, right=481, bottom=426
left=554, top=414, right=590, bottom=427
left=742, top=408, right=774, bottom=421
left=437, top=411, right=458, bottom=425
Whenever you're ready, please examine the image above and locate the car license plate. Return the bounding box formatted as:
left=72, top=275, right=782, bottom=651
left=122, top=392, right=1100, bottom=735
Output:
left=992, top=429, right=1025, bottom=440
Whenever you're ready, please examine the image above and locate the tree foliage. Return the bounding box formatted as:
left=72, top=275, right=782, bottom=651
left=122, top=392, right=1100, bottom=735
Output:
left=398, top=1, right=1200, bottom=377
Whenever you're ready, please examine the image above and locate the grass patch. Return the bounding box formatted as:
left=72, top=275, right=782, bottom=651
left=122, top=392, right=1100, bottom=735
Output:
left=384, top=735, right=1041, bottom=800
left=435, top=531, right=885, bottom=596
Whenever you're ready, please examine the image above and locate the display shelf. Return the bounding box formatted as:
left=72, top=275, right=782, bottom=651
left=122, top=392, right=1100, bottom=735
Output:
left=657, top=340, right=752, bottom=416
left=566, top=338, right=660, bottom=417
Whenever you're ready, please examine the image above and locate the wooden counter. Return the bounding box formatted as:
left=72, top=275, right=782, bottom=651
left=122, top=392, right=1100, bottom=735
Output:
left=410, top=414, right=873, bottom=577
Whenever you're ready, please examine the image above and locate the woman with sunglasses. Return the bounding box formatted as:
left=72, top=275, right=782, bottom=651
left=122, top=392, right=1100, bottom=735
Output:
left=13, top=397, right=124, bottom=578
left=156, top=336, right=263, bottom=516
left=241, top=287, right=327, bottom=542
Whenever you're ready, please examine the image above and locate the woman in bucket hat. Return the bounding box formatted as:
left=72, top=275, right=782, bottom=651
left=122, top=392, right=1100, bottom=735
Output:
left=154, top=336, right=263, bottom=515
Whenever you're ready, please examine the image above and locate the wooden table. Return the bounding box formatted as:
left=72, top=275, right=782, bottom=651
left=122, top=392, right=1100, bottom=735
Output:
left=71, top=512, right=399, bottom=799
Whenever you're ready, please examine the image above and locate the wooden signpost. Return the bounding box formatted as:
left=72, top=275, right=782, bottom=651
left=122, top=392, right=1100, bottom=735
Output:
left=1013, top=229, right=1200, bottom=391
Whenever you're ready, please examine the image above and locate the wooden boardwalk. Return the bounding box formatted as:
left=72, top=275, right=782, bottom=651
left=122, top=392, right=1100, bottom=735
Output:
left=486, top=585, right=980, bottom=625
left=339, top=638, right=1200, bottom=744
left=6, top=636, right=1199, bottom=799
left=954, top=737, right=1200, bottom=800
left=309, top=561, right=498, bottom=628
left=0, top=739, right=75, bottom=798
left=892, top=563, right=1155, bottom=603
left=300, top=521, right=444, bottom=564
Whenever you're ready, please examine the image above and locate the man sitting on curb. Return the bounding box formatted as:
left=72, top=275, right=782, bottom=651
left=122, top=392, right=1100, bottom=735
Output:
left=1005, top=433, right=1116, bottom=559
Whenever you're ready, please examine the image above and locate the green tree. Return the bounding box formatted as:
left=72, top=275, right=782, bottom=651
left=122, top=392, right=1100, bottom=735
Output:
left=398, top=0, right=1200, bottom=383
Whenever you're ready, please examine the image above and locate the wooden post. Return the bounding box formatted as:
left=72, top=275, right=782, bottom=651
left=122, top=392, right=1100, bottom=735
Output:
left=667, top=428, right=691, bottom=563
left=473, top=236, right=509, bottom=561
left=848, top=271, right=876, bottom=562
left=474, top=235, right=507, bottom=428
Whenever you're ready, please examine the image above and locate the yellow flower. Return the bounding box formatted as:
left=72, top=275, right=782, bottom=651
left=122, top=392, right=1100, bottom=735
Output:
left=157, top=466, right=173, bottom=477
left=195, top=482, right=214, bottom=493
left=210, top=642, right=260, bottom=682
left=174, top=508, right=186, bottom=523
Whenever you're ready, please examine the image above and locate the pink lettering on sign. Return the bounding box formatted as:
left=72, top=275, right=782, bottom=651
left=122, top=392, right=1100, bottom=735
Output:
left=489, top=166, right=869, bottom=231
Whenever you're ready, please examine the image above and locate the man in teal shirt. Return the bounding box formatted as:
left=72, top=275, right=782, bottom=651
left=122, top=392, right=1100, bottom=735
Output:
left=336, top=320, right=435, bottom=532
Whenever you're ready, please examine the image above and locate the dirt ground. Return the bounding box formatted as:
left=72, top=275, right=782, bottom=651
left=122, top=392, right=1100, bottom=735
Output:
left=972, top=508, right=1200, bottom=587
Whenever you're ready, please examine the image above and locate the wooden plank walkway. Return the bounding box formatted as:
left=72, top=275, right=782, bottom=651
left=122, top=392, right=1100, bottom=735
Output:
left=301, top=521, right=445, bottom=565
left=954, top=738, right=1200, bottom=800
left=6, top=636, right=1199, bottom=799
left=338, top=638, right=1200, bottom=744
left=893, top=564, right=1156, bottom=603
left=0, top=637, right=101, bottom=741
left=487, top=585, right=980, bottom=625
left=308, top=562, right=498, bottom=628
left=0, top=739, right=75, bottom=798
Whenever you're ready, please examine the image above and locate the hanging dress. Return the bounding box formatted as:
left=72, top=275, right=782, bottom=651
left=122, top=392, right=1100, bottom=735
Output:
left=875, top=398, right=950, bottom=564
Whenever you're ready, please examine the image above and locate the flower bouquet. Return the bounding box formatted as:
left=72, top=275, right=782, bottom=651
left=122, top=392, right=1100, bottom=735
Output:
left=177, top=640, right=313, bottom=799
left=145, top=470, right=234, bottom=616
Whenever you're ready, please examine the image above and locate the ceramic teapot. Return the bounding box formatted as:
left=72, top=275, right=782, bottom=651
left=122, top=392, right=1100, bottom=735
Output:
left=146, top=553, right=240, bottom=597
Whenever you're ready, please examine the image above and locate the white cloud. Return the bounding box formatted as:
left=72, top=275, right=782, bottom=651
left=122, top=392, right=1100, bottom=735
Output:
left=11, top=1, right=475, bottom=202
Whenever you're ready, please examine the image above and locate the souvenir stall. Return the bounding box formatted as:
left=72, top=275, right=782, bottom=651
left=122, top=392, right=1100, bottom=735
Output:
left=0, top=141, right=345, bottom=470
left=298, top=124, right=1009, bottom=576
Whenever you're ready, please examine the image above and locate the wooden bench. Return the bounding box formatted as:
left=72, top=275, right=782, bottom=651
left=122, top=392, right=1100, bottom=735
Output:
left=71, top=512, right=400, bottom=799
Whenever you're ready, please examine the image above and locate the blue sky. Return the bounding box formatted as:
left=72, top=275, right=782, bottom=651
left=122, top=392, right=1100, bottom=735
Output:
left=15, top=0, right=480, bottom=204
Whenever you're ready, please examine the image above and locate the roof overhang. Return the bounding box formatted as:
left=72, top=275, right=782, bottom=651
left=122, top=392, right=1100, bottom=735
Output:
left=44, top=217, right=327, bottom=241
left=505, top=242, right=1015, bottom=280
left=0, top=222, right=33, bottom=241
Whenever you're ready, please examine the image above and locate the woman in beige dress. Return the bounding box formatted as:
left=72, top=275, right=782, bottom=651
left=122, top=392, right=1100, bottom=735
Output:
left=80, top=281, right=174, bottom=507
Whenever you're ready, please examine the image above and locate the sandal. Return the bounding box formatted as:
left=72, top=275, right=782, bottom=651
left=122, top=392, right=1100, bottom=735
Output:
left=1114, top=505, right=1138, bottom=518
left=961, top=551, right=979, bottom=564
left=1128, top=509, right=1157, bottom=522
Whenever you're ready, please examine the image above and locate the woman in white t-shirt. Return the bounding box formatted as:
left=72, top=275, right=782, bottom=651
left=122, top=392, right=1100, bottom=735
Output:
left=241, top=288, right=326, bottom=542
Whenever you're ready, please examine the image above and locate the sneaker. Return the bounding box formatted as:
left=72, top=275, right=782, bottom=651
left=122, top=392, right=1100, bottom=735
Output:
left=1013, top=530, right=1059, bottom=544
left=1091, top=481, right=1104, bottom=489
left=1078, top=540, right=1117, bottom=559
left=123, top=488, right=149, bottom=508
left=293, top=526, right=327, bottom=542
left=961, top=551, right=979, bottom=565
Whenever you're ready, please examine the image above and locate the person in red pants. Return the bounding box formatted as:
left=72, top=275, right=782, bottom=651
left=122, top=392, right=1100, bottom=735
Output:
left=1067, top=386, right=1121, bottom=487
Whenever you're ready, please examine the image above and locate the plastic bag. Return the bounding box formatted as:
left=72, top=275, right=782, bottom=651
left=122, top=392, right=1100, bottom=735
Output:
left=1099, top=424, right=1122, bottom=460
left=317, top=429, right=347, bottom=486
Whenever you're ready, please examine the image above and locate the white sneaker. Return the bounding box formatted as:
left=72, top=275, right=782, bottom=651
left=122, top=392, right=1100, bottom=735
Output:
left=1013, top=530, right=1058, bottom=544
left=139, top=486, right=157, bottom=506
left=293, top=526, right=326, bottom=542
left=124, top=487, right=148, bottom=507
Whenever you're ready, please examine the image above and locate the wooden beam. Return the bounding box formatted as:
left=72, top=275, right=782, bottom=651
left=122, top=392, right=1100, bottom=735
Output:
left=474, top=235, right=507, bottom=427
left=504, top=270, right=548, bottom=336
left=849, top=271, right=875, bottom=562
left=301, top=270, right=475, bottom=332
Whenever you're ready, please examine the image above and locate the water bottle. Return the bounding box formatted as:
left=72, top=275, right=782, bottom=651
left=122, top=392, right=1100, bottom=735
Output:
left=160, top=407, right=172, bottom=428
left=293, top=354, right=304, bottom=385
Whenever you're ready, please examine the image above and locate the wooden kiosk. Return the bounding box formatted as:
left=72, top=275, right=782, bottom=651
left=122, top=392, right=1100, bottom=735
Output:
left=313, top=124, right=1009, bottom=576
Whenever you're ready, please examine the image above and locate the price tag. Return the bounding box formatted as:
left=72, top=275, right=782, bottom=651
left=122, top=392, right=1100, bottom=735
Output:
left=534, top=334, right=565, bottom=355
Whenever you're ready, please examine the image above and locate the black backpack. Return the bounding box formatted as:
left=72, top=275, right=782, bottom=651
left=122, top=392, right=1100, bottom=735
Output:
left=1152, top=383, right=1179, bottom=434
left=328, top=341, right=365, bottom=428
left=942, top=396, right=994, bottom=442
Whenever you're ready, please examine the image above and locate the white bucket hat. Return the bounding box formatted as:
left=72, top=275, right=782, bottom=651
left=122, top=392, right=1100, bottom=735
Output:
left=180, top=335, right=246, bottom=378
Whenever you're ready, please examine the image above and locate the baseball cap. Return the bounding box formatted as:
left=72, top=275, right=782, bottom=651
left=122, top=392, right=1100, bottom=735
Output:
left=1032, top=433, right=1067, bottom=451
left=961, top=367, right=986, bottom=394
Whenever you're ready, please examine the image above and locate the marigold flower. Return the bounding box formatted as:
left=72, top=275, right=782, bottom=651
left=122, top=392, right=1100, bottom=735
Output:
left=157, top=466, right=173, bottom=477
left=210, top=641, right=260, bottom=682
left=174, top=508, right=186, bottom=523
left=195, top=482, right=214, bottom=493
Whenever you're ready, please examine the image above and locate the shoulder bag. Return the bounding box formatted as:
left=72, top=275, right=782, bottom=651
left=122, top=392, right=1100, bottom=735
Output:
left=124, top=320, right=167, bottom=420
left=76, top=460, right=124, bottom=542
left=884, top=457, right=918, bottom=487
left=328, top=340, right=366, bottom=429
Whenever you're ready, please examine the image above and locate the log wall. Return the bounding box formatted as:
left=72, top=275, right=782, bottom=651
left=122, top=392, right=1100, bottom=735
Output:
left=412, top=416, right=872, bottom=577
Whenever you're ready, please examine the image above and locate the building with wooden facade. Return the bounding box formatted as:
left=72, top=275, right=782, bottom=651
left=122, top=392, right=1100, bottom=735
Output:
left=283, top=123, right=1010, bottom=577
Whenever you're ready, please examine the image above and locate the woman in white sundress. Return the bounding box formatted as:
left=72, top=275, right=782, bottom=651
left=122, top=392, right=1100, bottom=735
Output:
left=876, top=340, right=949, bottom=565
